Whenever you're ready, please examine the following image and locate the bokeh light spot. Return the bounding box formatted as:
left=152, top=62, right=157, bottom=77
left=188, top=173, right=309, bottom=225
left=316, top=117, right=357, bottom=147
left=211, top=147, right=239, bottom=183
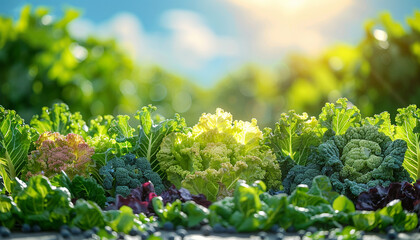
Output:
left=120, top=79, right=136, bottom=95
left=149, top=84, right=168, bottom=101
left=70, top=43, right=88, bottom=62
left=172, top=91, right=192, bottom=113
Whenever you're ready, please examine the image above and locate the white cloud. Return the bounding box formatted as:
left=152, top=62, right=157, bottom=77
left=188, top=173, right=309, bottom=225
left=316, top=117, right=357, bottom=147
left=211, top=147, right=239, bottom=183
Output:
left=161, top=10, right=238, bottom=68
left=68, top=10, right=238, bottom=71
left=69, top=13, right=145, bottom=60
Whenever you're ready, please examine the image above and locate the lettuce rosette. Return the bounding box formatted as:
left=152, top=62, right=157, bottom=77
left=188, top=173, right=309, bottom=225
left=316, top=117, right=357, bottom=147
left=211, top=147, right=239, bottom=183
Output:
left=157, top=108, right=281, bottom=201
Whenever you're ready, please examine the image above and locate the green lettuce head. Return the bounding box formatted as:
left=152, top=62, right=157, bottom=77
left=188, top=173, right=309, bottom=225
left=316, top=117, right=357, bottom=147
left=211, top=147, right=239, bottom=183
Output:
left=157, top=108, right=281, bottom=201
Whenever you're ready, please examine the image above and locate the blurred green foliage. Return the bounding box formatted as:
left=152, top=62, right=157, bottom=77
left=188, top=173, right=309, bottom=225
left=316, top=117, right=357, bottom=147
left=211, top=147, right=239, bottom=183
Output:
left=1, top=6, right=420, bottom=127
left=0, top=6, right=204, bottom=124
left=210, top=11, right=420, bottom=125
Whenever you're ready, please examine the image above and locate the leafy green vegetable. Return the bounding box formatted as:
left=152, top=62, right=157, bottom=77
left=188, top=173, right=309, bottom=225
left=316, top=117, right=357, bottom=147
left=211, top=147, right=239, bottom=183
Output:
left=288, top=184, right=329, bottom=208
left=29, top=104, right=131, bottom=184
left=30, top=103, right=87, bottom=138
left=1, top=174, right=154, bottom=233
left=263, top=110, right=322, bottom=166
left=0, top=106, right=32, bottom=193
left=209, top=179, right=338, bottom=232
left=182, top=201, right=210, bottom=228
left=108, top=115, right=135, bottom=145
left=363, top=111, right=396, bottom=140
left=99, top=153, right=165, bottom=198
left=110, top=105, right=186, bottom=178
left=395, top=105, right=420, bottom=181
left=71, top=199, right=106, bottom=230
left=0, top=195, right=22, bottom=228
left=71, top=175, right=106, bottom=208
left=284, top=125, right=412, bottom=197
left=133, top=105, right=186, bottom=176
left=333, top=195, right=355, bottom=213
left=13, top=175, right=72, bottom=229
left=105, top=206, right=146, bottom=234
left=25, top=132, right=94, bottom=180
left=158, top=108, right=281, bottom=201
left=352, top=199, right=418, bottom=232
left=51, top=173, right=106, bottom=208
left=209, top=177, right=417, bottom=233
left=307, top=175, right=340, bottom=203
left=153, top=197, right=186, bottom=227
left=153, top=196, right=209, bottom=228
left=319, top=98, right=361, bottom=135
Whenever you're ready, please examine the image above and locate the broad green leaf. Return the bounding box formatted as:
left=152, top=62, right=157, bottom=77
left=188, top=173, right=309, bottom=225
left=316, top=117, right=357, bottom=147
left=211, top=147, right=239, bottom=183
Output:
left=332, top=195, right=355, bottom=213
left=152, top=197, right=189, bottom=227
left=402, top=213, right=418, bottom=231
left=236, top=210, right=267, bottom=232
left=208, top=197, right=235, bottom=222
left=72, top=199, right=105, bottom=230
left=0, top=106, right=32, bottom=193
left=71, top=176, right=106, bottom=208
left=50, top=171, right=72, bottom=194
left=308, top=175, right=339, bottom=203
left=0, top=195, right=21, bottom=229
left=395, top=105, right=420, bottom=181
left=264, top=110, right=322, bottom=165
left=152, top=196, right=165, bottom=217
left=106, top=206, right=137, bottom=234
left=260, top=194, right=288, bottom=230
left=13, top=175, right=72, bottom=229
left=109, top=115, right=135, bottom=143
left=30, top=103, right=86, bottom=137
left=319, top=98, right=361, bottom=135
left=182, top=201, right=209, bottom=228
left=132, top=105, right=186, bottom=177
left=233, top=181, right=261, bottom=217
left=288, top=184, right=329, bottom=207
left=363, top=111, right=396, bottom=139
left=378, top=199, right=403, bottom=217
left=352, top=211, right=378, bottom=231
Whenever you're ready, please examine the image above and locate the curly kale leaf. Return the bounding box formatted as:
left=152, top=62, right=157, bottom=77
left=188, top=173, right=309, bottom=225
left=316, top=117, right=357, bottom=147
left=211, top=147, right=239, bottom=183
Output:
left=283, top=163, right=322, bottom=194
left=319, top=98, right=361, bottom=135
left=362, top=111, right=396, bottom=140
left=284, top=125, right=412, bottom=197
left=86, top=115, right=132, bottom=183
left=30, top=103, right=86, bottom=138
left=330, top=125, right=411, bottom=197
left=263, top=110, right=322, bottom=166
left=100, top=153, right=165, bottom=198
left=109, top=105, right=186, bottom=178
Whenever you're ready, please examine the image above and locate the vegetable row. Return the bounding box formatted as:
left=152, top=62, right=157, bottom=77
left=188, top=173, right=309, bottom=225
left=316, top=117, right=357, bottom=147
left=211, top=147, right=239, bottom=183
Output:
left=1, top=174, right=418, bottom=237
left=1, top=98, right=420, bottom=235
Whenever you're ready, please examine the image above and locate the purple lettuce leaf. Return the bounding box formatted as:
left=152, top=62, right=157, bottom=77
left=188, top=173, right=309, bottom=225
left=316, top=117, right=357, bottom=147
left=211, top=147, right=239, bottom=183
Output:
left=161, top=185, right=212, bottom=208
left=355, top=180, right=420, bottom=211
left=106, top=181, right=157, bottom=215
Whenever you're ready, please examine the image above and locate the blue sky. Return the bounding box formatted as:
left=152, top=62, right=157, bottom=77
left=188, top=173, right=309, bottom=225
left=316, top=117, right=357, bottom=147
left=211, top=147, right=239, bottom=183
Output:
left=1, top=0, right=419, bottom=87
